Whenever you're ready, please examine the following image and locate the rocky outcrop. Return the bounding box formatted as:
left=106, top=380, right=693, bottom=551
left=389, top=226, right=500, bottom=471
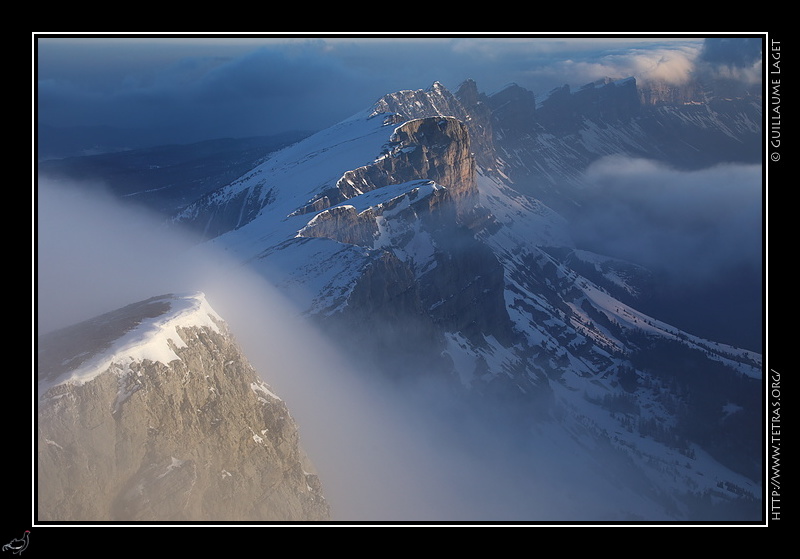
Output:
left=372, top=80, right=497, bottom=173
left=325, top=116, right=477, bottom=221
left=298, top=204, right=380, bottom=247
left=37, top=293, right=329, bottom=522
left=638, top=79, right=704, bottom=106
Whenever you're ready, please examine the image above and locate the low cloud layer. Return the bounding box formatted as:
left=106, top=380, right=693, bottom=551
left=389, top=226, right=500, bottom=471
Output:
left=517, top=42, right=703, bottom=90
left=572, top=156, right=762, bottom=282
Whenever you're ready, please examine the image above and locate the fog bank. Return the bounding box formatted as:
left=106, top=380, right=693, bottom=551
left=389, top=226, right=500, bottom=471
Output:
left=570, top=157, right=763, bottom=351
left=35, top=177, right=695, bottom=522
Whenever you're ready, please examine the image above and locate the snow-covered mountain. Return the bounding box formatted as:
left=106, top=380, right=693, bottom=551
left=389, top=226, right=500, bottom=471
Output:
left=37, top=292, right=330, bottom=522
left=38, top=76, right=763, bottom=522
left=165, top=79, right=763, bottom=520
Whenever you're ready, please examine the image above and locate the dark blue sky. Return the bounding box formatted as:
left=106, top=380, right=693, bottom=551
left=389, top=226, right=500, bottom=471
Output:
left=35, top=33, right=763, bottom=146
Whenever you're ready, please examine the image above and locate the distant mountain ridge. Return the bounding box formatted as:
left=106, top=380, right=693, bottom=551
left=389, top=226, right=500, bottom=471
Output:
left=37, top=131, right=311, bottom=215
left=479, top=75, right=762, bottom=214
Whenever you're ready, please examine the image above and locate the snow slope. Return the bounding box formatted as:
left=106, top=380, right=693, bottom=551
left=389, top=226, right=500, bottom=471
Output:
left=37, top=292, right=222, bottom=399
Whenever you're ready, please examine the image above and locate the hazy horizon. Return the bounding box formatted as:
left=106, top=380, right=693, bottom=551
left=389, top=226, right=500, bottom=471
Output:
left=35, top=33, right=762, bottom=149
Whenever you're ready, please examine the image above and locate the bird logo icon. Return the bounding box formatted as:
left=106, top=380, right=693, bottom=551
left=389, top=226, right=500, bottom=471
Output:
left=2, top=531, right=29, bottom=555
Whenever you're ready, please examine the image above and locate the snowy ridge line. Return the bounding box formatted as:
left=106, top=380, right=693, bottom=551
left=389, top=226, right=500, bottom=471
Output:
left=251, top=380, right=282, bottom=402
left=38, top=292, right=223, bottom=399
left=579, top=281, right=762, bottom=378
left=330, top=179, right=441, bottom=216
left=294, top=180, right=445, bottom=243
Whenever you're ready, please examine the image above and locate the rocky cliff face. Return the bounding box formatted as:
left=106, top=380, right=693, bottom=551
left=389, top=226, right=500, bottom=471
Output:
left=637, top=79, right=704, bottom=106
left=298, top=115, right=478, bottom=222
left=371, top=80, right=498, bottom=173
left=37, top=293, right=329, bottom=522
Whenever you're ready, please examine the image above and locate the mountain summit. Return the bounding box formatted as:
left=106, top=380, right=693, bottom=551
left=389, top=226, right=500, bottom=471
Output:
left=37, top=292, right=330, bottom=522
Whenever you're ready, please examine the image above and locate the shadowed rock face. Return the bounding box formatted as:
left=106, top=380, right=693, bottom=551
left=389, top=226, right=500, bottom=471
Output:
left=375, top=117, right=477, bottom=211
left=37, top=293, right=330, bottom=522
